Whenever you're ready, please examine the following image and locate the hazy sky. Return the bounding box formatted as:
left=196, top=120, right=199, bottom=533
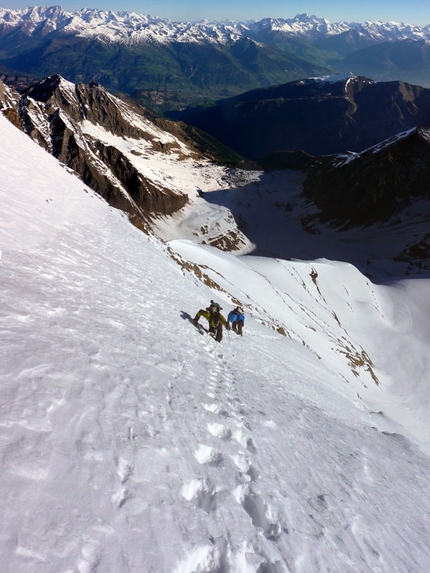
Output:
left=2, top=0, right=430, bottom=26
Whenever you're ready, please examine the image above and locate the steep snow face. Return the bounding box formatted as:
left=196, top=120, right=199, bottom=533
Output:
left=2, top=113, right=430, bottom=572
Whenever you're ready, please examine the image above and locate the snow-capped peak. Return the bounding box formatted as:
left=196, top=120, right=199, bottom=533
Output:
left=2, top=6, right=430, bottom=45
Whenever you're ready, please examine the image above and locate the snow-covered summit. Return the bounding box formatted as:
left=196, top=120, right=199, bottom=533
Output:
left=252, top=14, right=350, bottom=38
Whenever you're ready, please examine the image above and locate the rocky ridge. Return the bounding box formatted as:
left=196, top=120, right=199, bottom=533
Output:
left=3, top=71, right=430, bottom=268
left=303, top=127, right=430, bottom=227
left=0, top=74, right=245, bottom=225
left=171, top=75, right=430, bottom=160
left=16, top=74, right=190, bottom=220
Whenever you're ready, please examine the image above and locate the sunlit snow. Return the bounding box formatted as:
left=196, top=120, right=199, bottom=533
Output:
left=1, top=113, right=430, bottom=572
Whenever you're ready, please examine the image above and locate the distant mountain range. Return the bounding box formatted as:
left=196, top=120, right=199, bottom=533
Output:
left=2, top=7, right=430, bottom=110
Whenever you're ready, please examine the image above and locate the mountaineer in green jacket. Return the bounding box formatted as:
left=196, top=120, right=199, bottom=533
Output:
left=194, top=300, right=230, bottom=342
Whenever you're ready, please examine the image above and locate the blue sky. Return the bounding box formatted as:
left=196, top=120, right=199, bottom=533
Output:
left=2, top=0, right=430, bottom=26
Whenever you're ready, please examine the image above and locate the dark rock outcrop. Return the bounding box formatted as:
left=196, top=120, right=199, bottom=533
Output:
left=15, top=74, right=189, bottom=219
left=25, top=75, right=149, bottom=138
left=303, top=127, right=430, bottom=227
left=0, top=77, right=22, bottom=128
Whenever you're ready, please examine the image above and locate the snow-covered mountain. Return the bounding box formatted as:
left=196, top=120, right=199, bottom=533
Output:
left=1, top=6, right=430, bottom=45
left=303, top=126, right=430, bottom=230
left=4, top=6, right=430, bottom=108
left=2, top=89, right=430, bottom=571
left=250, top=14, right=430, bottom=43
left=1, top=73, right=249, bottom=234
left=0, top=5, right=243, bottom=44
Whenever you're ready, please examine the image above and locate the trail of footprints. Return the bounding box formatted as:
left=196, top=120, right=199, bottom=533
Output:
left=185, top=357, right=284, bottom=545
left=107, top=348, right=286, bottom=572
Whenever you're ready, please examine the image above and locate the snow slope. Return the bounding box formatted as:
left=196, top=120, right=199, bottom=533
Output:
left=1, top=113, right=430, bottom=572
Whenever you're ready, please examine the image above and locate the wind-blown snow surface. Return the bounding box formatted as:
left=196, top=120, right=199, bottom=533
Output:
left=1, top=113, right=430, bottom=572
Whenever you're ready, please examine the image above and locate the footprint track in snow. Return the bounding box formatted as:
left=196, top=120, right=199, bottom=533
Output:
left=197, top=366, right=280, bottom=543
left=201, top=396, right=282, bottom=540
left=233, top=427, right=257, bottom=453
left=115, top=456, right=133, bottom=483
left=112, top=485, right=132, bottom=509
left=112, top=456, right=134, bottom=509
left=181, top=478, right=218, bottom=514
left=194, top=443, right=223, bottom=467
left=231, top=451, right=252, bottom=473
left=202, top=402, right=229, bottom=417
left=207, top=422, right=232, bottom=441
left=235, top=484, right=283, bottom=541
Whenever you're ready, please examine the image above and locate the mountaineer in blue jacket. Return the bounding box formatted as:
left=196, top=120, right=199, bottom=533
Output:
left=228, top=306, right=245, bottom=336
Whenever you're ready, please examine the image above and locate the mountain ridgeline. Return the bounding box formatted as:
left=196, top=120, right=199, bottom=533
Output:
left=0, top=74, right=245, bottom=227
left=3, top=7, right=430, bottom=110
left=170, top=75, right=430, bottom=159
left=168, top=74, right=430, bottom=227
left=304, top=127, right=430, bottom=227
